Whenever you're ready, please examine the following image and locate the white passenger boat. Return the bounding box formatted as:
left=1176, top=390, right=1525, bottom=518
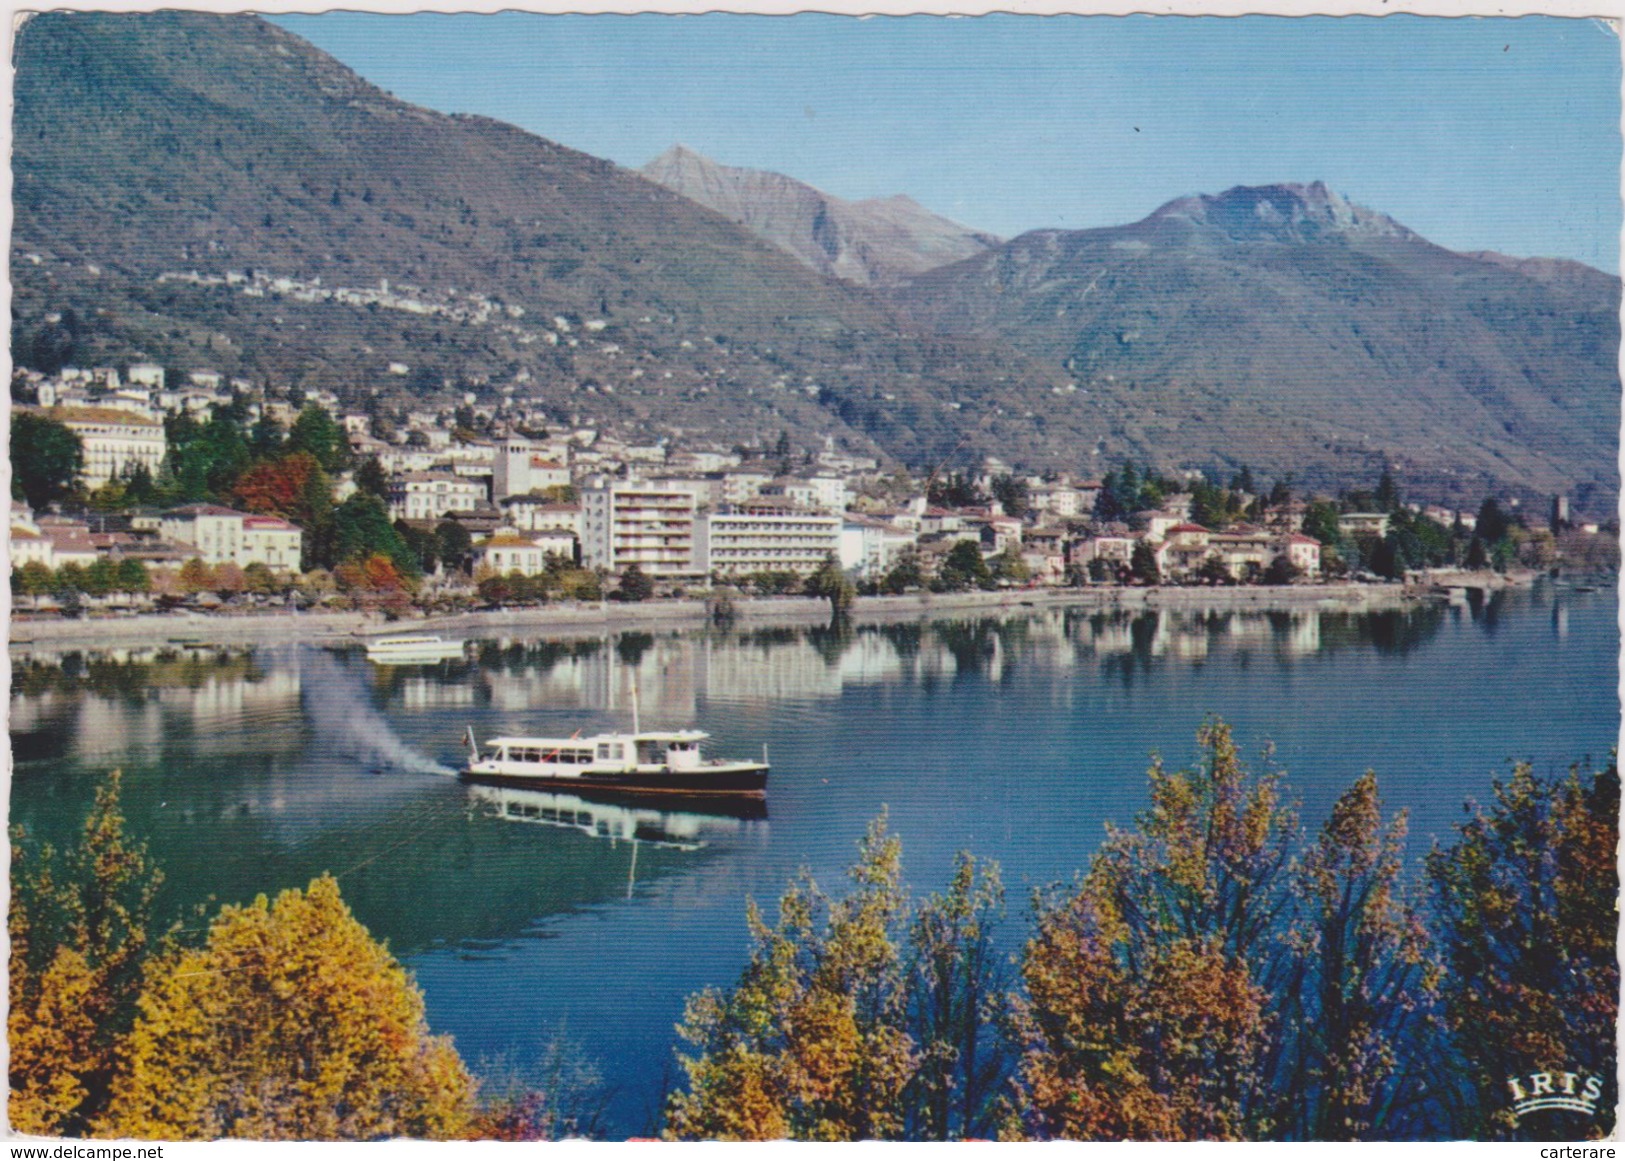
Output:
left=460, top=728, right=769, bottom=797
left=364, top=635, right=468, bottom=664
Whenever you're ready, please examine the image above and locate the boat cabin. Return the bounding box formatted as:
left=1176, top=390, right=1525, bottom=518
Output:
left=478, top=730, right=709, bottom=773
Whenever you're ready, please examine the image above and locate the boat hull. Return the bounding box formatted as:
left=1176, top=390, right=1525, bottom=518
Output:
left=458, top=763, right=769, bottom=801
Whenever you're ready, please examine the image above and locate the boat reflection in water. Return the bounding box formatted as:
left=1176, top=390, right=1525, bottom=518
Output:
left=466, top=782, right=767, bottom=897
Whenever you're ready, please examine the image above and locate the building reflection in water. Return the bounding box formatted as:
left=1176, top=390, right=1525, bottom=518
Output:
left=11, top=606, right=1449, bottom=752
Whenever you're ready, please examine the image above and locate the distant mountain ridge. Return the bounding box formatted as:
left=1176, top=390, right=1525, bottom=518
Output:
left=10, top=10, right=1072, bottom=471
left=641, top=145, right=999, bottom=286
left=890, top=182, right=1621, bottom=506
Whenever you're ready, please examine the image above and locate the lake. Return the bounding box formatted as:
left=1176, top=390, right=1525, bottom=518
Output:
left=9, top=585, right=1619, bottom=1136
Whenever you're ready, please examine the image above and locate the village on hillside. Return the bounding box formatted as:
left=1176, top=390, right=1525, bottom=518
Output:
left=9, top=363, right=1614, bottom=619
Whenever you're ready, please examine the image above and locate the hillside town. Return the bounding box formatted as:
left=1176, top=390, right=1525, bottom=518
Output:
left=9, top=364, right=1611, bottom=618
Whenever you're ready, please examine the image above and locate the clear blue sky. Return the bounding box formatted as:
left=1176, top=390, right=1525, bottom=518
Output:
left=272, top=13, right=1622, bottom=272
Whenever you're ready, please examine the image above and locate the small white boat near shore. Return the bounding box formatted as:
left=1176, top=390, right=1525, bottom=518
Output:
left=364, top=635, right=468, bottom=664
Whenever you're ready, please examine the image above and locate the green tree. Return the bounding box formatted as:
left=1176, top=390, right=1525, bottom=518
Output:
left=11, top=412, right=84, bottom=509
left=114, top=559, right=151, bottom=598
left=1129, top=540, right=1161, bottom=586
left=121, top=462, right=158, bottom=507
left=9, top=772, right=163, bottom=1136
left=616, top=563, right=654, bottom=602
left=1114, top=461, right=1140, bottom=513
left=247, top=413, right=286, bottom=461
left=989, top=475, right=1030, bottom=519
left=14, top=560, right=55, bottom=599
left=394, top=519, right=439, bottom=574
left=435, top=520, right=474, bottom=574
left=904, top=853, right=1011, bottom=1140
left=809, top=553, right=856, bottom=618
left=285, top=404, right=350, bottom=473
left=1190, top=478, right=1233, bottom=529
left=880, top=547, right=924, bottom=595
left=1374, top=469, right=1402, bottom=513
left=355, top=456, right=390, bottom=503
left=163, top=413, right=252, bottom=502
left=990, top=543, right=1031, bottom=586
left=329, top=493, right=419, bottom=577
left=938, top=541, right=993, bottom=592
left=1301, top=502, right=1341, bottom=548
left=1475, top=498, right=1512, bottom=546
left=1264, top=555, right=1302, bottom=585
left=82, top=557, right=118, bottom=598
left=1427, top=762, right=1619, bottom=1140
left=101, top=875, right=474, bottom=1140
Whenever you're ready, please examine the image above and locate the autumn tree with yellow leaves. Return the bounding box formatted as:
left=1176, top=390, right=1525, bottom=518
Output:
left=1009, top=720, right=1287, bottom=1140
left=663, top=814, right=1012, bottom=1141
left=100, top=874, right=475, bottom=1140
left=9, top=772, right=162, bottom=1136
left=8, top=772, right=539, bottom=1142
left=1007, top=720, right=1457, bottom=1142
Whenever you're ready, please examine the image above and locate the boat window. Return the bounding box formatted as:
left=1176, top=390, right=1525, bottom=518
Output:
left=483, top=747, right=504, bottom=762
left=573, top=750, right=593, bottom=764
left=597, top=744, right=611, bottom=759
left=611, top=743, right=626, bottom=760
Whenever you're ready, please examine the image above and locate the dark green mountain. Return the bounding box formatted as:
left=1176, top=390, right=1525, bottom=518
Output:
left=11, top=10, right=1070, bottom=468
left=891, top=183, right=1621, bottom=505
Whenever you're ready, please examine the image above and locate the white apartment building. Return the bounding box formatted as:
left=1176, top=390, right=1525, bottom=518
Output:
left=499, top=496, right=582, bottom=537
left=1280, top=533, right=1323, bottom=576
left=388, top=472, right=486, bottom=522
left=580, top=482, right=700, bottom=578
left=762, top=475, right=849, bottom=514
left=160, top=505, right=302, bottom=570
left=721, top=470, right=773, bottom=505
left=126, top=363, right=165, bottom=389
left=698, top=503, right=841, bottom=578
left=473, top=529, right=579, bottom=576
left=241, top=515, right=304, bottom=572
left=839, top=516, right=915, bottom=581
left=44, top=406, right=166, bottom=488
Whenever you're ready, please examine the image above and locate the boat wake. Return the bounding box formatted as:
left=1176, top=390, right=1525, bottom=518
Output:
left=297, top=648, right=457, bottom=776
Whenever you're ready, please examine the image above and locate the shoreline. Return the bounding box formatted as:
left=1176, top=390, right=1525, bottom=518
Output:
left=7, top=574, right=1531, bottom=652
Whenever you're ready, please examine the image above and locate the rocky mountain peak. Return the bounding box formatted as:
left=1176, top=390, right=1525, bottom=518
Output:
left=639, top=146, right=996, bottom=286
left=1147, top=181, right=1417, bottom=244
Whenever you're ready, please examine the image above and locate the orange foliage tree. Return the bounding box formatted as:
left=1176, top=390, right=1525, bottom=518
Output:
left=100, top=874, right=475, bottom=1140
left=9, top=772, right=163, bottom=1136
left=232, top=451, right=329, bottom=529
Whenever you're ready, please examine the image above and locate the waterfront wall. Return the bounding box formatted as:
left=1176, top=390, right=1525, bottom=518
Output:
left=7, top=577, right=1520, bottom=651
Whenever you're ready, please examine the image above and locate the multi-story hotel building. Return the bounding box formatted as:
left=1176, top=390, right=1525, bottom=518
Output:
left=697, top=502, right=841, bottom=578
left=580, top=482, right=700, bottom=578
left=387, top=472, right=486, bottom=522
left=41, top=405, right=166, bottom=488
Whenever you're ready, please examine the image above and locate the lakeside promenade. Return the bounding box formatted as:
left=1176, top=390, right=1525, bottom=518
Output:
left=8, top=575, right=1523, bottom=651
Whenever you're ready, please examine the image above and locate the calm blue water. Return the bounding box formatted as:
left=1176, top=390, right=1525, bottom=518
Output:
left=9, top=586, right=1618, bottom=1135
